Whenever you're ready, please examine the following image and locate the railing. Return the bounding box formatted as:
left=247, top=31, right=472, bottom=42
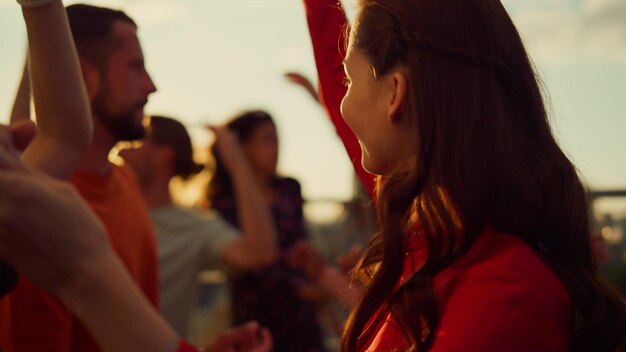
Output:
left=590, top=190, right=626, bottom=200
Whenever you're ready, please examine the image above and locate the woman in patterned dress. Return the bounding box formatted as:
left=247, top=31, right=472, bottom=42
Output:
left=205, top=110, right=324, bottom=352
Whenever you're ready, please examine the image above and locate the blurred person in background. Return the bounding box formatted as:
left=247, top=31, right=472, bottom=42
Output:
left=204, top=110, right=325, bottom=351
left=119, top=116, right=278, bottom=338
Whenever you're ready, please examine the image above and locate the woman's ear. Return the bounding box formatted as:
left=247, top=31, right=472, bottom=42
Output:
left=79, top=58, right=100, bottom=101
left=387, top=70, right=408, bottom=123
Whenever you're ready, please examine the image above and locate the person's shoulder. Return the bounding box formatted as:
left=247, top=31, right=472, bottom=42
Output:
left=445, top=228, right=572, bottom=310
left=432, top=228, right=574, bottom=351
left=468, top=229, right=554, bottom=278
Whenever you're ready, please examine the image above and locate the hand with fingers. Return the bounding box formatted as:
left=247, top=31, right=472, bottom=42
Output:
left=207, top=125, right=249, bottom=174
left=284, top=72, right=320, bottom=103
left=288, top=240, right=326, bottom=281
left=287, top=239, right=361, bottom=307
left=203, top=321, right=273, bottom=352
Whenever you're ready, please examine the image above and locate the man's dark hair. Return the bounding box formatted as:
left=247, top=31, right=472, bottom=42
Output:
left=66, top=4, right=137, bottom=72
left=149, top=116, right=204, bottom=180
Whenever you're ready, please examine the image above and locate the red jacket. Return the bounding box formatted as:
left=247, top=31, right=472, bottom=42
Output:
left=302, top=0, right=574, bottom=351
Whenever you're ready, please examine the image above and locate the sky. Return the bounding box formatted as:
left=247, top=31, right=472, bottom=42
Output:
left=0, top=0, right=625, bottom=210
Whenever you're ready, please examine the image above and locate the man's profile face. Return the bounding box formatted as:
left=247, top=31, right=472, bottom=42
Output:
left=92, top=21, right=157, bottom=142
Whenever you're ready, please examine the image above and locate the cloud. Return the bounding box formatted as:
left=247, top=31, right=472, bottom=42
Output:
left=508, top=0, right=626, bottom=63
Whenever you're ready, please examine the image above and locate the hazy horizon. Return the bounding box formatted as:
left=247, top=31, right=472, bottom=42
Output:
left=1, top=0, right=625, bottom=211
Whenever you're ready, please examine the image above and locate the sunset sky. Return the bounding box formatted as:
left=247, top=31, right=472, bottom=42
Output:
left=1, top=0, right=625, bottom=211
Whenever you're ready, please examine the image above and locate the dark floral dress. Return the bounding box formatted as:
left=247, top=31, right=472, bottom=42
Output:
left=212, top=177, right=324, bottom=352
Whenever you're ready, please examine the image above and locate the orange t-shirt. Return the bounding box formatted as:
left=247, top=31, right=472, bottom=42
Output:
left=0, top=164, right=158, bottom=352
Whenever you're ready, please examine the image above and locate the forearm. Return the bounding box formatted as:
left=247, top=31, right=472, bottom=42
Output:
left=59, top=250, right=179, bottom=352
left=230, top=163, right=278, bottom=266
left=21, top=0, right=92, bottom=179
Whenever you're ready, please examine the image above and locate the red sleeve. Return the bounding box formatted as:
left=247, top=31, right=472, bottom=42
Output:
left=176, top=340, right=198, bottom=352
left=3, top=278, right=73, bottom=351
left=303, top=0, right=376, bottom=199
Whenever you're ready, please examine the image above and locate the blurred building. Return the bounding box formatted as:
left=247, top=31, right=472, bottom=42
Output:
left=591, top=190, right=626, bottom=294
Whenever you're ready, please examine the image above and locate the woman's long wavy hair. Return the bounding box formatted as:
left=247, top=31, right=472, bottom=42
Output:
left=204, top=110, right=276, bottom=208
left=342, top=0, right=626, bottom=351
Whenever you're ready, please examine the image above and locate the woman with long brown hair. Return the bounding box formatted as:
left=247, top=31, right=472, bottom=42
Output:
left=303, top=0, right=626, bottom=351
left=205, top=110, right=324, bottom=352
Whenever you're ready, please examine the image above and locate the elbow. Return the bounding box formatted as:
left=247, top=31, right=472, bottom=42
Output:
left=252, top=227, right=280, bottom=266
left=65, top=106, right=94, bottom=150
left=54, top=111, right=93, bottom=151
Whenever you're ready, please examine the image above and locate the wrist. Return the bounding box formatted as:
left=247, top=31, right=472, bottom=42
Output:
left=229, top=161, right=256, bottom=184
left=16, top=0, right=59, bottom=8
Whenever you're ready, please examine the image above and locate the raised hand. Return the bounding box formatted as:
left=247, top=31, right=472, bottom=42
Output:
left=285, top=72, right=320, bottom=103
left=207, top=125, right=248, bottom=174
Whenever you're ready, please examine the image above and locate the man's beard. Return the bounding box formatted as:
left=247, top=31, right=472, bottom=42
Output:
left=92, top=90, right=147, bottom=142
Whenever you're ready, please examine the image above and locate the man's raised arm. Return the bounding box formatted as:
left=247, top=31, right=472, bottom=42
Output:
left=19, top=0, right=92, bottom=179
